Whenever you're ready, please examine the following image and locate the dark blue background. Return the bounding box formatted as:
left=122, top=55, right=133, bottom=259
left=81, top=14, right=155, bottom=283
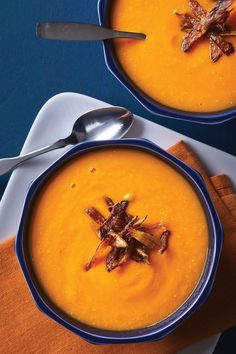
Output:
left=0, top=1, right=235, bottom=349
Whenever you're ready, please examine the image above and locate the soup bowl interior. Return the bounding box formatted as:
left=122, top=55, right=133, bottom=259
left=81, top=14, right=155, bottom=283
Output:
left=16, top=139, right=223, bottom=344
left=97, top=0, right=236, bottom=124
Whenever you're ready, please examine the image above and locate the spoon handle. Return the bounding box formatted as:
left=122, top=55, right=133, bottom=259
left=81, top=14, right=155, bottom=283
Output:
left=0, top=139, right=67, bottom=176
left=36, top=22, right=146, bottom=41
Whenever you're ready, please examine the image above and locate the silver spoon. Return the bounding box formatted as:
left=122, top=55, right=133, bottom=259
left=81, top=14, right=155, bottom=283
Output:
left=36, top=22, right=146, bottom=41
left=0, top=107, right=133, bottom=176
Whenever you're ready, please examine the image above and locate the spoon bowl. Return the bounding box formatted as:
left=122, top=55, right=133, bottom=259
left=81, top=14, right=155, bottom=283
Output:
left=71, top=107, right=133, bottom=142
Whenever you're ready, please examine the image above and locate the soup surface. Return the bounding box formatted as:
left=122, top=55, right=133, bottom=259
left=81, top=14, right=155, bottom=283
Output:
left=111, top=0, right=236, bottom=112
left=29, top=148, right=208, bottom=330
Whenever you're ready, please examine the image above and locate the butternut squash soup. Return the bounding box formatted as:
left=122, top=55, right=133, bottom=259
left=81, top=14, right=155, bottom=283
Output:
left=111, top=0, right=236, bottom=112
left=29, top=148, right=208, bottom=330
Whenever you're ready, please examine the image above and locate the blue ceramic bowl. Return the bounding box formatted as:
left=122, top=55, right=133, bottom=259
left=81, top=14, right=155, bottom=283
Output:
left=16, top=139, right=223, bottom=344
left=97, top=0, right=236, bottom=124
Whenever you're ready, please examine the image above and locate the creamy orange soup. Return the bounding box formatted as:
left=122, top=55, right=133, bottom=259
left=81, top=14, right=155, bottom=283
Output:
left=111, top=0, right=236, bottom=112
left=29, top=148, right=208, bottom=330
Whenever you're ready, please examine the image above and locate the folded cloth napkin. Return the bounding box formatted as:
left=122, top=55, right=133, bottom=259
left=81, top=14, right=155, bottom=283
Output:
left=0, top=141, right=236, bottom=354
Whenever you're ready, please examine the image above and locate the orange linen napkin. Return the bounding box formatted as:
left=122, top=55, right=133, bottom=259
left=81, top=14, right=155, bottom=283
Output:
left=0, top=141, right=236, bottom=354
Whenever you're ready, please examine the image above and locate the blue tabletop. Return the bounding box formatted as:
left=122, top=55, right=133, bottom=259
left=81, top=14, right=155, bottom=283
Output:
left=0, top=0, right=235, bottom=197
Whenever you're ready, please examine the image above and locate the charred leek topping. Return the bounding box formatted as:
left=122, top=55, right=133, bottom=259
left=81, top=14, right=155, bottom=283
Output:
left=85, top=197, right=170, bottom=272
left=175, top=0, right=235, bottom=62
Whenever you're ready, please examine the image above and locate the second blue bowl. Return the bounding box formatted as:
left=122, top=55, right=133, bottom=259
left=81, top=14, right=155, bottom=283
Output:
left=98, top=0, right=236, bottom=124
